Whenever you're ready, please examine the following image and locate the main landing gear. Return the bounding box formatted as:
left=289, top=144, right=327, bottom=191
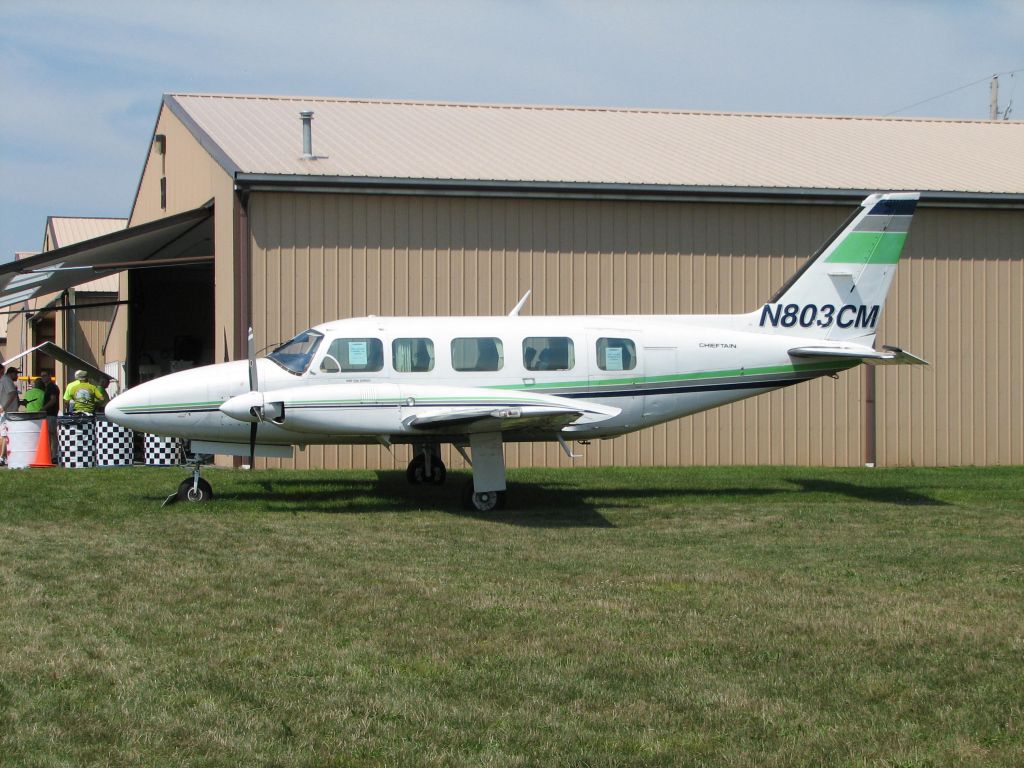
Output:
left=406, top=444, right=446, bottom=485
left=462, top=482, right=506, bottom=513
left=407, top=438, right=509, bottom=513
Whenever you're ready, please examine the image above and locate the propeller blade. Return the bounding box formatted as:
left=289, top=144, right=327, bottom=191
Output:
left=247, top=326, right=259, bottom=392
left=249, top=422, right=258, bottom=470
left=247, top=326, right=259, bottom=470
left=223, top=327, right=230, bottom=363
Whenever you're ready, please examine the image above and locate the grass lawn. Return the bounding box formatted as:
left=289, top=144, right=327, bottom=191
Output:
left=1, top=464, right=1022, bottom=767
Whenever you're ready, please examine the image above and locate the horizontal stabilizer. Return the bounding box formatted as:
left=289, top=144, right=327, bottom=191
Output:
left=788, top=344, right=928, bottom=366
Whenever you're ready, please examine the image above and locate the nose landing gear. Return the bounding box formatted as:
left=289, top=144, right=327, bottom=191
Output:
left=162, top=452, right=215, bottom=506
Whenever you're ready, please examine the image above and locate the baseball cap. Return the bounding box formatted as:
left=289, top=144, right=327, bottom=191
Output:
left=75, top=370, right=88, bottom=380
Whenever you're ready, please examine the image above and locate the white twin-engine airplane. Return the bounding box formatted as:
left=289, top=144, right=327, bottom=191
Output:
left=107, top=192, right=926, bottom=511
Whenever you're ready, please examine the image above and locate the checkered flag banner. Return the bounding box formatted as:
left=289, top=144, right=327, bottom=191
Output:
left=95, top=416, right=134, bottom=467
left=144, top=433, right=184, bottom=466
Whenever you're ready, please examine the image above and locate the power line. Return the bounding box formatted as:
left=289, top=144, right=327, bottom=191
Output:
left=885, top=68, right=1024, bottom=117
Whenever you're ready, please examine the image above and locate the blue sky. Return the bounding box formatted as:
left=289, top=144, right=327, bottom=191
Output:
left=1, top=0, right=1021, bottom=262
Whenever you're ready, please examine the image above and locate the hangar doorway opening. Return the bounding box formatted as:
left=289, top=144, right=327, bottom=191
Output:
left=127, top=262, right=215, bottom=385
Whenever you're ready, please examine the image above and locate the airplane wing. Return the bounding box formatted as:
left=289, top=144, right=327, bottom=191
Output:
left=788, top=344, right=928, bottom=366
left=219, top=381, right=621, bottom=438
left=404, top=404, right=586, bottom=434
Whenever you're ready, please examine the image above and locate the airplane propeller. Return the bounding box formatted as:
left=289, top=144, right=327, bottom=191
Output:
left=247, top=327, right=259, bottom=469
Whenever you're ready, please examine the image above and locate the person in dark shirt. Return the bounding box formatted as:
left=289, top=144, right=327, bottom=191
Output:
left=37, top=370, right=61, bottom=462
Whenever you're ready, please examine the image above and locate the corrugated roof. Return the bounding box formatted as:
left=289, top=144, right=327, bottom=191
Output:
left=165, top=93, right=1024, bottom=195
left=47, top=217, right=126, bottom=293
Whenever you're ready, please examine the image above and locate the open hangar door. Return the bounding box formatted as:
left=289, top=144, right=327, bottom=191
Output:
left=127, top=262, right=215, bottom=384
left=0, top=203, right=215, bottom=387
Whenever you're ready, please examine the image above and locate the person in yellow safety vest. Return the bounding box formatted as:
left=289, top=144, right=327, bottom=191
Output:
left=63, top=370, right=107, bottom=415
left=23, top=378, right=46, bottom=412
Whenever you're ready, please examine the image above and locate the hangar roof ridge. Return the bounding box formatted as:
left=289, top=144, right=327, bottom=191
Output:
left=163, top=92, right=1024, bottom=196
left=164, top=91, right=1016, bottom=126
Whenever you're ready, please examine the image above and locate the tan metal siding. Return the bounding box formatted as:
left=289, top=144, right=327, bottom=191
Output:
left=129, top=106, right=237, bottom=367
left=876, top=207, right=1024, bottom=466
left=249, top=192, right=880, bottom=470
left=66, top=294, right=118, bottom=371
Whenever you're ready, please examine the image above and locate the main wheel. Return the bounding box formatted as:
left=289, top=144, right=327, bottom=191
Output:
left=406, top=457, right=425, bottom=484
left=462, top=481, right=506, bottom=512
left=177, top=477, right=213, bottom=502
left=406, top=457, right=446, bottom=485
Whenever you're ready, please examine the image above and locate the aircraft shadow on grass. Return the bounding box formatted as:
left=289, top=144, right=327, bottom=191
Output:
left=785, top=478, right=949, bottom=507
left=159, top=471, right=948, bottom=526
left=223, top=472, right=618, bottom=528
left=201, top=473, right=805, bottom=529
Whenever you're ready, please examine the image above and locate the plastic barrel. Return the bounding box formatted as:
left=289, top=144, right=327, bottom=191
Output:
left=58, top=415, right=96, bottom=468
left=95, top=415, right=134, bottom=467
left=143, top=433, right=184, bottom=466
left=4, top=413, right=44, bottom=469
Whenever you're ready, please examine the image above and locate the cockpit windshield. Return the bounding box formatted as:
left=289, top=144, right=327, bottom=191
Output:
left=267, top=329, right=323, bottom=375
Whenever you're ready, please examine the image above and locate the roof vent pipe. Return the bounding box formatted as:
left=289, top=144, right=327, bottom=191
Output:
left=300, top=110, right=314, bottom=159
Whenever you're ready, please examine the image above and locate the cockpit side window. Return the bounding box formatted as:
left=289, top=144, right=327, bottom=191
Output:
left=320, top=338, right=384, bottom=373
left=267, top=329, right=324, bottom=375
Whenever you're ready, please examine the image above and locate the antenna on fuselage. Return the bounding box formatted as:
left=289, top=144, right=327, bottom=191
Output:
left=508, top=290, right=531, bottom=317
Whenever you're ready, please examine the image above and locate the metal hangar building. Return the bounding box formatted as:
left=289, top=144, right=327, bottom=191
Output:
left=2, top=93, right=1022, bottom=469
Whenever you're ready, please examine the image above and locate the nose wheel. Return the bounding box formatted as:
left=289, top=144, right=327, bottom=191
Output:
left=177, top=476, right=213, bottom=502
left=162, top=454, right=215, bottom=506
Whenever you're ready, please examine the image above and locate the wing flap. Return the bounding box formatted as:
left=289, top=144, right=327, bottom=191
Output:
left=405, top=405, right=583, bottom=434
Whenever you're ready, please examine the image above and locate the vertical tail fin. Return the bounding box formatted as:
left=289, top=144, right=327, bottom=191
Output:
left=752, top=192, right=919, bottom=341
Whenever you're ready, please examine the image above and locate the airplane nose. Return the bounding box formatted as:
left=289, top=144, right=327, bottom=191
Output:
left=104, top=390, right=142, bottom=429
left=104, top=394, right=126, bottom=423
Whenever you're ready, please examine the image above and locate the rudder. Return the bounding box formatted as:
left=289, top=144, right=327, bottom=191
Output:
left=752, top=192, right=919, bottom=342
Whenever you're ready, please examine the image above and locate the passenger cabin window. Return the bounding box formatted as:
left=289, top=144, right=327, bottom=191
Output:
left=393, top=338, right=434, bottom=372
left=523, top=337, right=575, bottom=371
left=452, top=337, right=503, bottom=372
left=319, top=337, right=384, bottom=373
left=596, top=338, right=637, bottom=371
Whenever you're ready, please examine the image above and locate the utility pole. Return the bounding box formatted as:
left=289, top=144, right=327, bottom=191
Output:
left=990, top=75, right=999, bottom=120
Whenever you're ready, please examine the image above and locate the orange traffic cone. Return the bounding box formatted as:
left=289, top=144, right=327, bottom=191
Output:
left=29, top=419, right=56, bottom=468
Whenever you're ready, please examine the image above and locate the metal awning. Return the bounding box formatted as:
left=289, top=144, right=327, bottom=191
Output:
left=2, top=341, right=107, bottom=384
left=0, top=202, right=214, bottom=310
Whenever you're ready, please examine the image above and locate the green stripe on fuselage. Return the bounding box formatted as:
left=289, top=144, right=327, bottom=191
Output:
left=825, top=231, right=906, bottom=264
left=491, top=359, right=854, bottom=392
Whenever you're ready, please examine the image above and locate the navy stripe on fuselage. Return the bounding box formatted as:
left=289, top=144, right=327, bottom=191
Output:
left=561, top=376, right=812, bottom=399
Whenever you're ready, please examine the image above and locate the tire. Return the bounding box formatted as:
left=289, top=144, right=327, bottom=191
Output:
left=177, top=477, right=213, bottom=502
left=462, top=480, right=505, bottom=512
left=407, top=457, right=446, bottom=485
left=406, top=457, right=425, bottom=484
left=428, top=461, right=446, bottom=485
